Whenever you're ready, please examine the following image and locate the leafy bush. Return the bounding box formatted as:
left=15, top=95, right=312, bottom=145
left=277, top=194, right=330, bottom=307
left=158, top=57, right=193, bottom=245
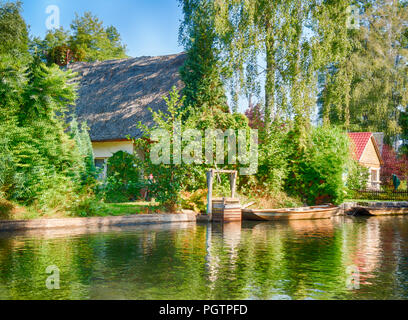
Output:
left=0, top=51, right=102, bottom=217
left=345, top=161, right=370, bottom=196
left=256, top=123, right=291, bottom=193
left=0, top=198, right=14, bottom=220
left=180, top=189, right=207, bottom=213
left=287, top=126, right=351, bottom=205
left=68, top=196, right=109, bottom=217
left=134, top=88, right=201, bottom=211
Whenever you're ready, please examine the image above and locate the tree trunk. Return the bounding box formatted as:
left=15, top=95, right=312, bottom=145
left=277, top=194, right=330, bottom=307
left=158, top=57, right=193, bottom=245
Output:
left=265, top=28, right=275, bottom=131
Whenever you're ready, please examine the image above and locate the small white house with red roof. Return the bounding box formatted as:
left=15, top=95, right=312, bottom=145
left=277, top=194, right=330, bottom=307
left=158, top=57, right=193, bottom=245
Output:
left=348, top=132, right=384, bottom=190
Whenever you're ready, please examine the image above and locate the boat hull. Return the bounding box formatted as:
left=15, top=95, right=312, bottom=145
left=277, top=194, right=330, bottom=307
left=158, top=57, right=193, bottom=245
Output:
left=242, top=206, right=339, bottom=221
left=353, top=207, right=408, bottom=216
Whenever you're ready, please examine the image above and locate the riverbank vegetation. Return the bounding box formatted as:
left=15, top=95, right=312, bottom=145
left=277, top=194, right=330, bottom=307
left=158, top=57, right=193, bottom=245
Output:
left=0, top=2, right=122, bottom=219
left=135, top=0, right=378, bottom=211
left=1, top=0, right=407, bottom=219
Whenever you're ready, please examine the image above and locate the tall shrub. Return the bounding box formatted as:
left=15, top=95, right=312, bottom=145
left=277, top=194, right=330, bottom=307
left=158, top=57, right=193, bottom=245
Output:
left=256, top=123, right=291, bottom=193
left=287, top=126, right=351, bottom=205
left=103, top=151, right=142, bottom=203
left=345, top=161, right=369, bottom=196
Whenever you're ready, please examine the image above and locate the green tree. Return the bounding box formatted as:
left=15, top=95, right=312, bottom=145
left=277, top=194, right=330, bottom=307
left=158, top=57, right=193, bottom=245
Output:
left=69, top=117, right=98, bottom=185
left=134, top=86, right=251, bottom=210
left=179, top=0, right=229, bottom=113
left=70, top=12, right=127, bottom=62
left=0, top=55, right=26, bottom=198
left=0, top=51, right=93, bottom=210
left=214, top=0, right=350, bottom=145
left=214, top=0, right=284, bottom=129
left=31, top=27, right=85, bottom=66
left=322, top=0, right=408, bottom=143
left=31, top=12, right=127, bottom=65
left=317, top=0, right=354, bottom=128
left=10, top=59, right=82, bottom=205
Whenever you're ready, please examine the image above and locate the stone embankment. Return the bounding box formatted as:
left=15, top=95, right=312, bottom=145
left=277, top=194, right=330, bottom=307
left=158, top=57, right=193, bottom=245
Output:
left=0, top=213, right=197, bottom=232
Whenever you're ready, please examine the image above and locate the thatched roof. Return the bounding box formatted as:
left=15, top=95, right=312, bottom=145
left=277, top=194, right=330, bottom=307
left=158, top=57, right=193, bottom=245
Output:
left=68, top=53, right=186, bottom=141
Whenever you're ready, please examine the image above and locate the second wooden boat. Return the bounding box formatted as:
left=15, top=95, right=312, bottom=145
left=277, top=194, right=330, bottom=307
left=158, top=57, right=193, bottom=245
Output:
left=242, top=205, right=339, bottom=221
left=351, top=206, right=408, bottom=216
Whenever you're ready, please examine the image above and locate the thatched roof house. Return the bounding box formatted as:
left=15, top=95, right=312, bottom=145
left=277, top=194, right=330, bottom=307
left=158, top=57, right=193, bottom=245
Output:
left=67, top=53, right=186, bottom=173
left=68, top=52, right=186, bottom=142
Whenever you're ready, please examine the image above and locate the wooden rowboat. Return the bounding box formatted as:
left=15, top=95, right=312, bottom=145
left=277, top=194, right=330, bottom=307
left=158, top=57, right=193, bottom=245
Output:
left=242, top=204, right=340, bottom=221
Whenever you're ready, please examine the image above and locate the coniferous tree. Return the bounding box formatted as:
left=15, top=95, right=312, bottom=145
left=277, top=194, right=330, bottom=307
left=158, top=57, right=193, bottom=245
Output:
left=0, top=1, right=29, bottom=56
left=178, top=0, right=229, bottom=113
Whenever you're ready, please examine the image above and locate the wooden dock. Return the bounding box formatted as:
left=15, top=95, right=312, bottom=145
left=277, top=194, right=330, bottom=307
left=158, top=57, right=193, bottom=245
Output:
left=350, top=202, right=408, bottom=216
left=212, top=198, right=242, bottom=222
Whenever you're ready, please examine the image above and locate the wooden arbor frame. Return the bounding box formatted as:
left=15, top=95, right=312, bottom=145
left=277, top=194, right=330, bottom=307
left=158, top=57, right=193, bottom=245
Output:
left=206, top=169, right=238, bottom=217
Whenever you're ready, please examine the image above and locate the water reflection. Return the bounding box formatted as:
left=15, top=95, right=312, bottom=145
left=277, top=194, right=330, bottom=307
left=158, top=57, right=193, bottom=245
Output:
left=0, top=217, right=407, bottom=300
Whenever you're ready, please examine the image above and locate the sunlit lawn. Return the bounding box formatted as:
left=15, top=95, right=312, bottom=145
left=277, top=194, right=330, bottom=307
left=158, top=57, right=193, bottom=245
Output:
left=1, top=201, right=162, bottom=221
left=102, top=201, right=161, bottom=216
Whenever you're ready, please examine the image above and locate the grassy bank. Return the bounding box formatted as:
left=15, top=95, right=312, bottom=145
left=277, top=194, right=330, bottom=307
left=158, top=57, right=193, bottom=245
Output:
left=0, top=199, right=162, bottom=221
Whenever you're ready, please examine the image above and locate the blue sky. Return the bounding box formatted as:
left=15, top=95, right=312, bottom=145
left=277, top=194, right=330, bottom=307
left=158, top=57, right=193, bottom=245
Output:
left=20, top=0, right=184, bottom=57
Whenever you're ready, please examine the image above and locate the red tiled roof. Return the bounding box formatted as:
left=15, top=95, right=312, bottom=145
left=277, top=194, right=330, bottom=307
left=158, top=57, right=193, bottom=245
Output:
left=348, top=132, right=373, bottom=161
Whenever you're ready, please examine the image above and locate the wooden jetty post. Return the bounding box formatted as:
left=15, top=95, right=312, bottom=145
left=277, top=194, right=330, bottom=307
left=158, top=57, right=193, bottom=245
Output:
left=206, top=169, right=241, bottom=222
left=206, top=170, right=214, bottom=219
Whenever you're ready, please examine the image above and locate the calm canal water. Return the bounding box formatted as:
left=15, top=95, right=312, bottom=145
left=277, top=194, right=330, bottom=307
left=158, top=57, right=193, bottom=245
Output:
left=0, top=216, right=407, bottom=300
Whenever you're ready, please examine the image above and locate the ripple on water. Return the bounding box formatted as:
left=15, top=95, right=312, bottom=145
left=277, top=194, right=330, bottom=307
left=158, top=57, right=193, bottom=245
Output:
left=0, top=216, right=407, bottom=299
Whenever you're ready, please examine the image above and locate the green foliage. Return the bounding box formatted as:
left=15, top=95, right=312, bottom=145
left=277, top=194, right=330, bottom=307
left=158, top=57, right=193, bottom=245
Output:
left=345, top=161, right=370, bottom=195
left=243, top=124, right=352, bottom=206
left=30, top=27, right=80, bottom=66
left=69, top=117, right=98, bottom=185
left=0, top=49, right=98, bottom=213
left=213, top=0, right=350, bottom=137
left=70, top=12, right=127, bottom=62
left=0, top=4, right=101, bottom=215
left=321, top=0, right=408, bottom=143
left=180, top=189, right=208, bottom=213
left=316, top=0, right=353, bottom=128
left=135, top=86, right=252, bottom=211
left=256, top=123, right=292, bottom=193
left=286, top=126, right=351, bottom=205
left=179, top=0, right=229, bottom=113
left=31, top=12, right=127, bottom=65
left=135, top=88, right=192, bottom=211
left=103, top=151, right=143, bottom=203
left=68, top=196, right=109, bottom=218
left=0, top=1, right=29, bottom=57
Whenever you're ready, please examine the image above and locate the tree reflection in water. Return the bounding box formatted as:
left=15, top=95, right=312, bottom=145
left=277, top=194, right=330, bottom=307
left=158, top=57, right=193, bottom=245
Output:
left=0, top=217, right=407, bottom=300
